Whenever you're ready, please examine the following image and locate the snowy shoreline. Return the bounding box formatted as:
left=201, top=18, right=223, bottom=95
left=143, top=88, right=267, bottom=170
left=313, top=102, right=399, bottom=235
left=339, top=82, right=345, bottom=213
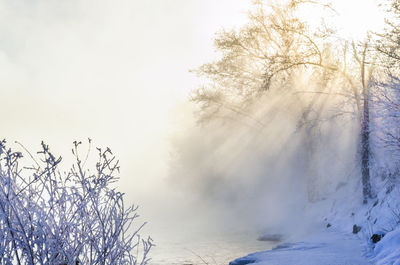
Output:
left=229, top=229, right=371, bottom=265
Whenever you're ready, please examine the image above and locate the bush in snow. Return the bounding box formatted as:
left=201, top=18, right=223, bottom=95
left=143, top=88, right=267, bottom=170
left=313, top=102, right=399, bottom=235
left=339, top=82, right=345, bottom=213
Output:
left=0, top=139, right=152, bottom=265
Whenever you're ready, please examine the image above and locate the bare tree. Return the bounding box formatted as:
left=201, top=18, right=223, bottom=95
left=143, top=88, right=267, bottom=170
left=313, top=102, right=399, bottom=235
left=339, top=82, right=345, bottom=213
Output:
left=376, top=0, right=400, bottom=67
left=192, top=0, right=378, bottom=202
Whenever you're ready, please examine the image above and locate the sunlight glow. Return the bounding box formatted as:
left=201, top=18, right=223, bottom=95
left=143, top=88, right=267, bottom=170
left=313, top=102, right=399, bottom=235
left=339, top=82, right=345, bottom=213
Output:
left=297, top=0, right=386, bottom=40
left=332, top=0, right=386, bottom=40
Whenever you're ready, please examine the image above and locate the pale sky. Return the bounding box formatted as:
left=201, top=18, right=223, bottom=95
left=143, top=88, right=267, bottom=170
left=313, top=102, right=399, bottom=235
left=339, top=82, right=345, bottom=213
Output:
left=0, top=0, right=252, bottom=198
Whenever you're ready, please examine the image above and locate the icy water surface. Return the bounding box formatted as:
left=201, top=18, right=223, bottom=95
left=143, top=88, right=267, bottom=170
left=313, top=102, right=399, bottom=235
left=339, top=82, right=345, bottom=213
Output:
left=149, top=230, right=276, bottom=265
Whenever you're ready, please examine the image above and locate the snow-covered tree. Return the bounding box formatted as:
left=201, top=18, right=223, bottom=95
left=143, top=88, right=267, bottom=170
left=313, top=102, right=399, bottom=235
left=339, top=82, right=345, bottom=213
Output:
left=0, top=139, right=152, bottom=265
left=372, top=0, right=400, bottom=180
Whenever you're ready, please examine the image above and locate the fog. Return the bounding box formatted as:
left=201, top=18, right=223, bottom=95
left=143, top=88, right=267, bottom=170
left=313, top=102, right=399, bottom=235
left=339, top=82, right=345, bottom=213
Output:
left=0, top=0, right=386, bottom=262
left=166, top=73, right=362, bottom=240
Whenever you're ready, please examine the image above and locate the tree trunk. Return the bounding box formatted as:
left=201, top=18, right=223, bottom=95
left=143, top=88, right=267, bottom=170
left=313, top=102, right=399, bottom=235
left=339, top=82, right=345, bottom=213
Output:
left=359, top=40, right=373, bottom=204
left=361, top=84, right=372, bottom=203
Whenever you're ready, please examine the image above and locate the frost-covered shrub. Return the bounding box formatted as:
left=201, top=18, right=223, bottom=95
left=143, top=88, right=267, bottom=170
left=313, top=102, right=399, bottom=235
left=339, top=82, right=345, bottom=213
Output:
left=0, top=139, right=152, bottom=265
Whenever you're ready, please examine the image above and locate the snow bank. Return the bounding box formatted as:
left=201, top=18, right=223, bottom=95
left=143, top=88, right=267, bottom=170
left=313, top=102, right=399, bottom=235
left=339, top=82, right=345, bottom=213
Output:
left=230, top=229, right=371, bottom=265
left=371, top=228, right=400, bottom=265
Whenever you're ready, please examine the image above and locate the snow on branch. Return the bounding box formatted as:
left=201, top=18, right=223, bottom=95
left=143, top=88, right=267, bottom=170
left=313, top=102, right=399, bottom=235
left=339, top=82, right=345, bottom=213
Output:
left=0, top=139, right=152, bottom=265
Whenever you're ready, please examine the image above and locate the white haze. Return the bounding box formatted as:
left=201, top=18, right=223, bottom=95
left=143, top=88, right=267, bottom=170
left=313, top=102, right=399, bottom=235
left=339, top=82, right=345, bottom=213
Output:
left=0, top=0, right=251, bottom=234
left=0, top=0, right=385, bottom=254
left=169, top=71, right=362, bottom=238
left=163, top=0, right=385, bottom=238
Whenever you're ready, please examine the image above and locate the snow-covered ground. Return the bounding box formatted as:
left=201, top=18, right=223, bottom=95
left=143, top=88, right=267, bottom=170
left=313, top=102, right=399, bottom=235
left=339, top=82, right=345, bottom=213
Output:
left=230, top=227, right=400, bottom=265
left=230, top=228, right=371, bottom=265
left=230, top=182, right=400, bottom=265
